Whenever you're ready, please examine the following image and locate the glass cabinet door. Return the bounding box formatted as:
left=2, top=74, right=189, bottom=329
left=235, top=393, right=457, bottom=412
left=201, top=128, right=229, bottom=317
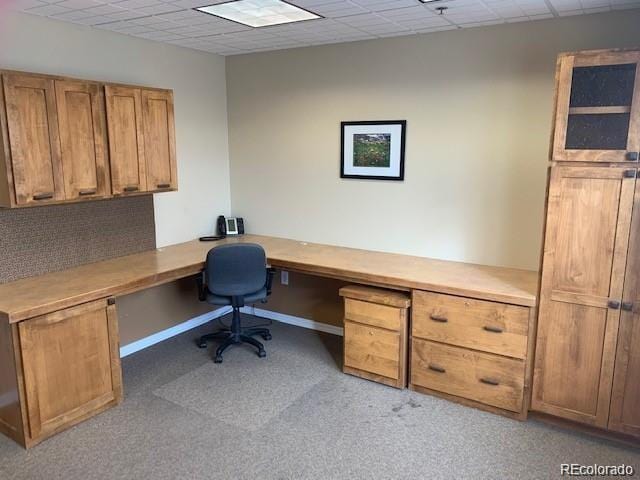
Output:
left=552, top=51, right=640, bottom=163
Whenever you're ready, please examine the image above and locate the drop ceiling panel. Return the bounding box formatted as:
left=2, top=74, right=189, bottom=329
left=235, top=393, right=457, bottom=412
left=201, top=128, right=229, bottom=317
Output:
left=8, top=0, right=640, bottom=55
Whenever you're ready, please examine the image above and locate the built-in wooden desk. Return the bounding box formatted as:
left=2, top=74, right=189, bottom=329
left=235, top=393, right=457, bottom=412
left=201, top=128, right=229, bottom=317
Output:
left=0, top=234, right=538, bottom=447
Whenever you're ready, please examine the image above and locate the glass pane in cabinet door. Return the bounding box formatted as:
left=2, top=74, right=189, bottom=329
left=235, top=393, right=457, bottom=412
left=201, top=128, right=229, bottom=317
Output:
left=570, top=64, right=636, bottom=108
left=566, top=113, right=631, bottom=150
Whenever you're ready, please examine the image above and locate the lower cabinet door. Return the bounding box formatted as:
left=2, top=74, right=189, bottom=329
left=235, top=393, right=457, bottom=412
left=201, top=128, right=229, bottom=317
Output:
left=17, top=299, right=122, bottom=443
left=608, top=309, right=640, bottom=437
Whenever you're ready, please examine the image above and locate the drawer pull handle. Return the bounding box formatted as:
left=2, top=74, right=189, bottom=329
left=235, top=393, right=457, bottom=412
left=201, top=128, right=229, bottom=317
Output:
left=157, top=183, right=171, bottom=189
left=428, top=364, right=446, bottom=374
left=123, top=185, right=139, bottom=192
left=79, top=189, right=97, bottom=196
left=430, top=314, right=448, bottom=323
left=33, top=192, right=54, bottom=200
left=480, top=377, right=500, bottom=386
left=483, top=325, right=503, bottom=334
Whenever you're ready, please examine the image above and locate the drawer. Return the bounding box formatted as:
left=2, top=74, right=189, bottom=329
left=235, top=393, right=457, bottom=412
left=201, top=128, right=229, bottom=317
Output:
left=345, top=298, right=404, bottom=331
left=411, top=338, right=525, bottom=413
left=344, top=321, right=400, bottom=380
left=412, top=291, right=529, bottom=359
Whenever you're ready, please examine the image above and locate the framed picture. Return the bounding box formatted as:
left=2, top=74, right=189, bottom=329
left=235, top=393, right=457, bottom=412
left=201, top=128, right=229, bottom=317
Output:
left=340, top=120, right=406, bottom=181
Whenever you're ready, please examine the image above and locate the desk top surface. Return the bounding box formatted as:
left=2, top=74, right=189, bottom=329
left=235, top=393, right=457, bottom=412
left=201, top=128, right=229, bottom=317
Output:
left=0, top=234, right=539, bottom=323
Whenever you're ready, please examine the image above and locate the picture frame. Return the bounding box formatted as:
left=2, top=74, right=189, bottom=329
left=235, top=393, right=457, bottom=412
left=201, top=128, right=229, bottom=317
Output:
left=340, top=120, right=406, bottom=181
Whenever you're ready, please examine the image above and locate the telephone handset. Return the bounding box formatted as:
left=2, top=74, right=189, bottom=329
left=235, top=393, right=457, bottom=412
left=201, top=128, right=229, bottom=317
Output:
left=199, top=215, right=245, bottom=242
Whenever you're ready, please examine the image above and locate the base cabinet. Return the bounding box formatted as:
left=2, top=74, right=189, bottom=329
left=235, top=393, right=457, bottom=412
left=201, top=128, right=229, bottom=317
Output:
left=340, top=285, right=410, bottom=389
left=0, top=298, right=122, bottom=448
left=410, top=290, right=535, bottom=420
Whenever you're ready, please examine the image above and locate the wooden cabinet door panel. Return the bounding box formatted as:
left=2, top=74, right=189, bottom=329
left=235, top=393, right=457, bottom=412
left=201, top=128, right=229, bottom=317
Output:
left=17, top=299, right=122, bottom=441
left=532, top=167, right=636, bottom=427
left=552, top=51, right=640, bottom=163
left=141, top=89, right=177, bottom=191
left=105, top=85, right=146, bottom=195
left=3, top=74, right=64, bottom=205
left=55, top=80, right=109, bottom=200
left=609, top=178, right=640, bottom=436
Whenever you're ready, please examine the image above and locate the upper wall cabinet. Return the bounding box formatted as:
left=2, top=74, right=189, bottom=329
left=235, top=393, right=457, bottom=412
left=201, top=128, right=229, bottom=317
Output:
left=55, top=79, right=110, bottom=200
left=141, top=89, right=177, bottom=192
left=105, top=86, right=177, bottom=196
left=0, top=69, right=177, bottom=208
left=1, top=73, right=65, bottom=206
left=551, top=50, right=640, bottom=163
left=105, top=85, right=147, bottom=196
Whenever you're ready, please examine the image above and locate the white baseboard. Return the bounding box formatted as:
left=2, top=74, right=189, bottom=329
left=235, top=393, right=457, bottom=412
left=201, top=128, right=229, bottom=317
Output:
left=119, top=306, right=231, bottom=358
left=119, top=305, right=342, bottom=358
left=241, top=305, right=344, bottom=337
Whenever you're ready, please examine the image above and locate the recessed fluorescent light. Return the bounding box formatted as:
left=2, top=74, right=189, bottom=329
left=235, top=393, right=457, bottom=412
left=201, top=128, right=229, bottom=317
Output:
left=195, top=0, right=321, bottom=28
left=418, top=0, right=442, bottom=3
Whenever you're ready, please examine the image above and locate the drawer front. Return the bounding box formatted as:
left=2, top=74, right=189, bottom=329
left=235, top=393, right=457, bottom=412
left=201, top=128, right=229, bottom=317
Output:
left=412, top=291, right=529, bottom=359
left=345, top=298, right=403, bottom=331
left=344, top=321, right=400, bottom=380
left=411, top=339, right=525, bottom=413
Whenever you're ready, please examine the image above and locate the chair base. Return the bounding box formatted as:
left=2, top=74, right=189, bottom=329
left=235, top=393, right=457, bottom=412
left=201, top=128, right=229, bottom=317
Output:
left=197, top=308, right=271, bottom=363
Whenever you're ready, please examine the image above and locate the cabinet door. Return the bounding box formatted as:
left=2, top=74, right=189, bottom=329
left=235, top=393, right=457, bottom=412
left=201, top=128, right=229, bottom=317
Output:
left=3, top=73, right=64, bottom=205
left=141, top=89, right=177, bottom=192
left=609, top=178, right=640, bottom=436
left=55, top=80, right=110, bottom=200
left=105, top=85, right=146, bottom=195
left=532, top=167, right=636, bottom=427
left=552, top=51, right=640, bottom=163
left=17, top=299, right=122, bottom=442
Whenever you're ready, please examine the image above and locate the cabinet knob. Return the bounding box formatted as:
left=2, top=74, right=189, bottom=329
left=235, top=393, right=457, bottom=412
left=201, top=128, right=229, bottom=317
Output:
left=627, top=152, right=639, bottom=161
left=608, top=300, right=621, bottom=310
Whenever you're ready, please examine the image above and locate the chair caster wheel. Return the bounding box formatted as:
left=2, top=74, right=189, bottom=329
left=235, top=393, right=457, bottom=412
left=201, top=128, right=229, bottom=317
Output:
left=262, top=333, right=272, bottom=341
left=197, top=341, right=207, bottom=349
left=214, top=355, right=223, bottom=363
left=258, top=349, right=266, bottom=358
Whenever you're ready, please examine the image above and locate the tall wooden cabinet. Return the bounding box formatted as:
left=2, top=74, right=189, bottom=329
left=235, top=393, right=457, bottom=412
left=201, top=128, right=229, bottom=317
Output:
left=533, top=49, right=640, bottom=437
left=0, top=69, right=178, bottom=208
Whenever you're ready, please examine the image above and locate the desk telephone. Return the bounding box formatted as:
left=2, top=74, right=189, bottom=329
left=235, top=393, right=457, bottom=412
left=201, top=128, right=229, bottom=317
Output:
left=199, top=216, right=245, bottom=241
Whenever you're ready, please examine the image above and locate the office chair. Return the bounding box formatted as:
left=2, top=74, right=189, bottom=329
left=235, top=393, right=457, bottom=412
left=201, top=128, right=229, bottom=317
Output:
left=196, top=243, right=276, bottom=363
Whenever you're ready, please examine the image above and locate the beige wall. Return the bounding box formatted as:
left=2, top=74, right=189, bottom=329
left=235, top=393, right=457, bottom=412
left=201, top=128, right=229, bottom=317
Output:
left=227, top=11, right=640, bottom=272
left=0, top=11, right=231, bottom=248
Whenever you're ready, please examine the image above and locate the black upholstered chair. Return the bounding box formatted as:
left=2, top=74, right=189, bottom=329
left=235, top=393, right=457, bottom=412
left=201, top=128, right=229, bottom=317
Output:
left=196, top=243, right=275, bottom=363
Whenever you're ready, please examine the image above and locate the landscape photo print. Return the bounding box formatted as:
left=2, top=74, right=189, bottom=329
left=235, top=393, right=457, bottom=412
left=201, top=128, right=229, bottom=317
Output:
left=341, top=120, right=406, bottom=180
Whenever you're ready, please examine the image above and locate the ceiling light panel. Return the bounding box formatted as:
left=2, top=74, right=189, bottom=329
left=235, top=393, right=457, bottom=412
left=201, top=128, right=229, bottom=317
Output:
left=196, top=0, right=321, bottom=28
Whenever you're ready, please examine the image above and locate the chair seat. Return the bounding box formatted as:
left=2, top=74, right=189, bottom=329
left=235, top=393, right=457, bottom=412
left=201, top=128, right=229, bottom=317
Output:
left=206, top=287, right=268, bottom=306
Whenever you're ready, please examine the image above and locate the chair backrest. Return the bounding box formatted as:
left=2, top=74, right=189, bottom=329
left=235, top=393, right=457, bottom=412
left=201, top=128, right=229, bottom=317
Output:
left=205, top=243, right=267, bottom=297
